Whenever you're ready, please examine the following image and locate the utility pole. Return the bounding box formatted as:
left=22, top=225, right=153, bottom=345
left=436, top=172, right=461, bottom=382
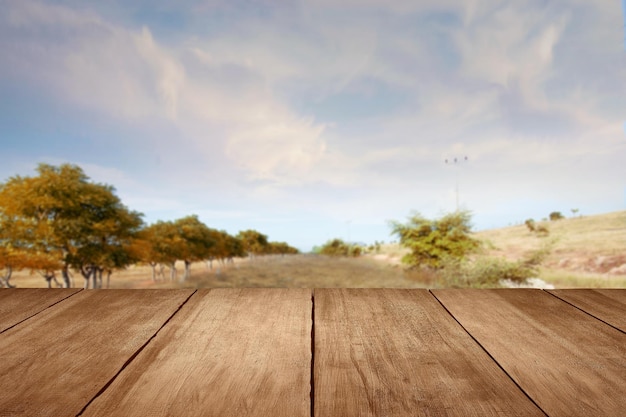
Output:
left=445, top=156, right=468, bottom=212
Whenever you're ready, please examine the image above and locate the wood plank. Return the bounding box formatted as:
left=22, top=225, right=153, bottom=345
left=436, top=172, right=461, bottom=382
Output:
left=0, top=288, right=81, bottom=333
left=314, top=289, right=544, bottom=417
left=548, top=289, right=626, bottom=332
left=0, top=289, right=194, bottom=417
left=432, top=289, right=626, bottom=417
left=82, top=288, right=312, bottom=417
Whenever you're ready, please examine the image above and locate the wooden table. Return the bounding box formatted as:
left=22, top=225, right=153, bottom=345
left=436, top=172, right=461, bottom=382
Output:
left=0, top=288, right=624, bottom=416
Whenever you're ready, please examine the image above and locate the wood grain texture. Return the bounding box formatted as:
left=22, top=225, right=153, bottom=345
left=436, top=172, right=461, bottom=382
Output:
left=82, top=289, right=312, bottom=417
left=433, top=289, right=626, bottom=417
left=0, top=289, right=194, bottom=417
left=548, top=289, right=626, bottom=332
left=0, top=288, right=81, bottom=332
left=314, top=289, right=544, bottom=417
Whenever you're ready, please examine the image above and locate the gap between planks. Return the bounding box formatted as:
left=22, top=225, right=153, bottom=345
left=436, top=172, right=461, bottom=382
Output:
left=0, top=289, right=83, bottom=335
left=65, top=288, right=621, bottom=416
left=74, top=289, right=549, bottom=416
left=428, top=289, right=549, bottom=417
left=543, top=289, right=626, bottom=334
left=76, top=290, right=198, bottom=417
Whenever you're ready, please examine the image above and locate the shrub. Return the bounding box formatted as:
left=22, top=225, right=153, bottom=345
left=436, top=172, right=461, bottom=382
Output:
left=438, top=256, right=536, bottom=288
left=549, top=211, right=564, bottom=221
left=318, top=239, right=361, bottom=257
left=437, top=244, right=551, bottom=288
left=390, top=210, right=480, bottom=269
left=526, top=218, right=549, bottom=236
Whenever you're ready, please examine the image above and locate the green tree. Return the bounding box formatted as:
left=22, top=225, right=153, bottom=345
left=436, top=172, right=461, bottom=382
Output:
left=390, top=210, right=480, bottom=269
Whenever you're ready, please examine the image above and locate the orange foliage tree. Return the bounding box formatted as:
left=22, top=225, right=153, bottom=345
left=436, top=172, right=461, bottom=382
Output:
left=0, top=163, right=143, bottom=288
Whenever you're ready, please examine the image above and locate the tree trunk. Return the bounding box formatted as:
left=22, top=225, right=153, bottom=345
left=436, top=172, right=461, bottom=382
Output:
left=62, top=266, right=72, bottom=288
left=43, top=272, right=61, bottom=289
left=158, top=264, right=165, bottom=280
left=0, top=266, right=14, bottom=288
left=169, top=261, right=177, bottom=281
left=81, top=266, right=93, bottom=289
left=182, top=260, right=191, bottom=281
left=106, top=270, right=112, bottom=289
left=150, top=262, right=157, bottom=282
left=92, top=267, right=103, bottom=289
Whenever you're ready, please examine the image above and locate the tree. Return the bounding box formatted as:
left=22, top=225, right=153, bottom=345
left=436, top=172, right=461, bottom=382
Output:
left=267, top=241, right=299, bottom=256
left=204, top=230, right=245, bottom=269
left=390, top=210, right=480, bottom=269
left=140, top=220, right=186, bottom=281
left=237, top=229, right=269, bottom=258
left=139, top=216, right=218, bottom=282
left=0, top=163, right=143, bottom=288
left=174, top=215, right=215, bottom=281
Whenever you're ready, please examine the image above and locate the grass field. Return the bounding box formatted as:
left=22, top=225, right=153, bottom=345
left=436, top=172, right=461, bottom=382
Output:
left=7, top=211, right=625, bottom=289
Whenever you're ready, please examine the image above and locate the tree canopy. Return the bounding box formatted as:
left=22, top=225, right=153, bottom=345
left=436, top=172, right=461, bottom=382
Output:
left=0, top=163, right=143, bottom=288
left=390, top=210, right=480, bottom=269
left=0, top=163, right=302, bottom=288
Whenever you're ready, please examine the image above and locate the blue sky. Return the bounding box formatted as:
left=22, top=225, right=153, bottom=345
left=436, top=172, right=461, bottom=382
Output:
left=1, top=0, right=625, bottom=251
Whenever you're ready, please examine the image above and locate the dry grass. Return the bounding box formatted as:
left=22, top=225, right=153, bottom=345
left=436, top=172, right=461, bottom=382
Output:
left=9, top=255, right=435, bottom=289
left=171, top=255, right=434, bottom=289
left=7, top=211, right=625, bottom=289
left=475, top=210, right=626, bottom=288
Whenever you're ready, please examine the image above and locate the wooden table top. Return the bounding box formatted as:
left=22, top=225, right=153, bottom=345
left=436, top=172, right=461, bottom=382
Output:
left=0, top=288, right=624, bottom=416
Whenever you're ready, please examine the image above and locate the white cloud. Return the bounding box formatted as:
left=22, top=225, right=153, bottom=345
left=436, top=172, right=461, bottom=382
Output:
left=1, top=1, right=186, bottom=121
left=1, top=0, right=623, bottom=247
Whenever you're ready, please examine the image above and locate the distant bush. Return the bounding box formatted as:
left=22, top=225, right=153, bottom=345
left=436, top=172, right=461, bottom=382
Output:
left=317, top=239, right=362, bottom=257
left=439, top=256, right=536, bottom=288
left=438, top=245, right=550, bottom=288
left=525, top=218, right=549, bottom=236
left=549, top=211, right=564, bottom=221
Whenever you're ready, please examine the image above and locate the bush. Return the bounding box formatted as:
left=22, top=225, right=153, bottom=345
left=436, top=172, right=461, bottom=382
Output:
left=526, top=218, right=549, bottom=236
left=317, top=239, right=361, bottom=257
left=437, top=244, right=551, bottom=288
left=390, top=210, right=480, bottom=269
left=438, top=257, right=535, bottom=288
left=549, top=211, right=564, bottom=221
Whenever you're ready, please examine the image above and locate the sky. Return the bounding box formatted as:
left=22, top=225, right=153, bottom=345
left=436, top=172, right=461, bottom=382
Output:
left=0, top=0, right=625, bottom=251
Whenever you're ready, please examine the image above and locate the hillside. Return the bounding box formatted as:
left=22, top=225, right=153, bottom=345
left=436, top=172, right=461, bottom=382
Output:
left=475, top=210, right=626, bottom=283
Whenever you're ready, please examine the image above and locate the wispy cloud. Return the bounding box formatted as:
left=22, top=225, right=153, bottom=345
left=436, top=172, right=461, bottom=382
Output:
left=1, top=0, right=624, bottom=248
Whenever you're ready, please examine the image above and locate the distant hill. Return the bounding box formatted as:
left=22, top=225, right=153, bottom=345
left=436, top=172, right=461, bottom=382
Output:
left=476, top=211, right=626, bottom=276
